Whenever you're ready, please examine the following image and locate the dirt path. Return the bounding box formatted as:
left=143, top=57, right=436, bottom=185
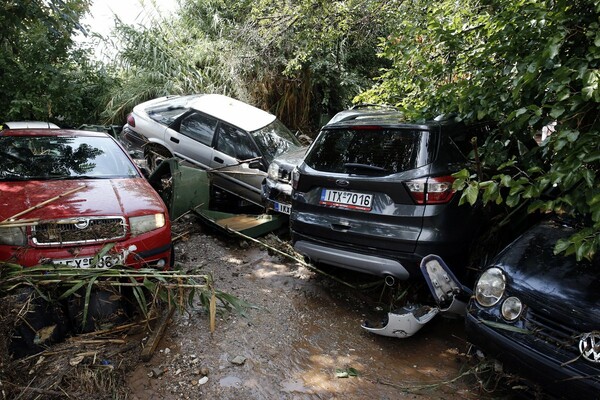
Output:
left=125, top=221, right=488, bottom=399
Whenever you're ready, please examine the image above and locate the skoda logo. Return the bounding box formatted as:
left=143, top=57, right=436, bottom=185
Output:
left=579, top=332, right=600, bottom=363
left=74, top=218, right=90, bottom=230
left=336, top=179, right=350, bottom=188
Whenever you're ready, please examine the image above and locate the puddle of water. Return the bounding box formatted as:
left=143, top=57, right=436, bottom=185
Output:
left=219, top=375, right=243, bottom=388
left=280, top=379, right=313, bottom=394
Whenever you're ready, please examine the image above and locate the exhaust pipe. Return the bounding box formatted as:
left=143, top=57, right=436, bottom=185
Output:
left=384, top=275, right=396, bottom=287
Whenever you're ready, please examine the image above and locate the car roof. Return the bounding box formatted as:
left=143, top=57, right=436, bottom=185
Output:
left=324, top=109, right=465, bottom=132
left=326, top=105, right=403, bottom=125
left=145, top=94, right=277, bottom=132
left=2, top=121, right=60, bottom=129
left=0, top=128, right=111, bottom=138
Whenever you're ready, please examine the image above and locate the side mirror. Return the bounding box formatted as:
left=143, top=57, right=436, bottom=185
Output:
left=248, top=160, right=263, bottom=170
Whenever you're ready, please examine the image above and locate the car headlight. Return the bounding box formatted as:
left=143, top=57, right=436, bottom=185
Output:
left=0, top=226, right=27, bottom=246
left=475, top=267, right=506, bottom=307
left=130, top=213, right=166, bottom=236
left=291, top=167, right=299, bottom=190
left=268, top=163, right=280, bottom=181
left=501, top=296, right=523, bottom=321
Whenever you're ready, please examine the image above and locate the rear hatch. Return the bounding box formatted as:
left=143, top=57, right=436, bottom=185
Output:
left=292, top=124, right=442, bottom=254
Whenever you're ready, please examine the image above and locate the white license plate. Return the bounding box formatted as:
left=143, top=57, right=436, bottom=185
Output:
left=54, top=254, right=123, bottom=268
left=274, top=201, right=291, bottom=215
left=319, top=189, right=373, bottom=211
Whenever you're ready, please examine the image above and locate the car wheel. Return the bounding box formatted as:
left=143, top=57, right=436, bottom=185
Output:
left=144, top=145, right=172, bottom=172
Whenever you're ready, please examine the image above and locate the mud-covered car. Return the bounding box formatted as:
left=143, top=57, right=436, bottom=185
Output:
left=466, top=218, right=600, bottom=398
left=121, top=94, right=303, bottom=207
left=0, top=128, right=172, bottom=269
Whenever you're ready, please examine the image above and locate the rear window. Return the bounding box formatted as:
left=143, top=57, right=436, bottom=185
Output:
left=304, top=128, right=435, bottom=174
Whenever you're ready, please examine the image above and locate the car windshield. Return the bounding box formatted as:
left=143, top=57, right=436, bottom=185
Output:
left=303, top=127, right=434, bottom=174
left=0, top=135, right=139, bottom=181
left=250, top=119, right=302, bottom=163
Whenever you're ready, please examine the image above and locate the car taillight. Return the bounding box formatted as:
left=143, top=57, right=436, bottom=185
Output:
left=126, top=113, right=136, bottom=127
left=405, top=176, right=456, bottom=204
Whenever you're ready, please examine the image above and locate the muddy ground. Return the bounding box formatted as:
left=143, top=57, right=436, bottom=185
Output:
left=124, top=216, right=505, bottom=400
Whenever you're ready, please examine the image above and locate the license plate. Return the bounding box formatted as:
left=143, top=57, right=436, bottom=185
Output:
left=54, top=254, right=123, bottom=268
left=320, top=189, right=373, bottom=211
left=274, top=201, right=291, bottom=215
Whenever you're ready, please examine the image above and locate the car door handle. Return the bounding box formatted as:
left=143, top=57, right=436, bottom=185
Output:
left=170, top=137, right=180, bottom=144
left=214, top=156, right=224, bottom=164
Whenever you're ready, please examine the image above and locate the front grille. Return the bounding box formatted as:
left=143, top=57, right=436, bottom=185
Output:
left=523, top=308, right=581, bottom=357
left=32, top=217, right=127, bottom=246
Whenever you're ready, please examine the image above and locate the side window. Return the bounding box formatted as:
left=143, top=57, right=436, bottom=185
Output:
left=215, top=124, right=260, bottom=160
left=179, top=113, right=217, bottom=146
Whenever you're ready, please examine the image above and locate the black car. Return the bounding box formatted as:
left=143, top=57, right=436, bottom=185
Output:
left=290, top=111, right=492, bottom=280
left=262, top=105, right=400, bottom=215
left=466, top=219, right=600, bottom=398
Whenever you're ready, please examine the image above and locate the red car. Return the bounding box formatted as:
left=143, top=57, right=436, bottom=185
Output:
left=0, top=129, right=172, bottom=269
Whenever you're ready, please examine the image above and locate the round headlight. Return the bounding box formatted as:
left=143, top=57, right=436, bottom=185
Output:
left=475, top=267, right=506, bottom=307
left=267, top=163, right=280, bottom=181
left=501, top=296, right=523, bottom=321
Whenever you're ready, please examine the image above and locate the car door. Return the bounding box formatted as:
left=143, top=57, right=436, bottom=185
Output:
left=210, top=122, right=266, bottom=205
left=167, top=112, right=218, bottom=170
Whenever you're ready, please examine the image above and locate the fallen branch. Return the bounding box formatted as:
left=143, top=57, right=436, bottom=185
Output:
left=0, top=185, right=87, bottom=223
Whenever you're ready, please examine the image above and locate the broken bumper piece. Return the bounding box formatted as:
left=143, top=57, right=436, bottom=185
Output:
left=362, top=254, right=472, bottom=339
left=362, top=305, right=440, bottom=338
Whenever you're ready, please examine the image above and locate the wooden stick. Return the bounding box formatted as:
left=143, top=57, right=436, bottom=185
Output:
left=0, top=185, right=87, bottom=223
left=0, top=218, right=39, bottom=227
left=141, top=306, right=175, bottom=362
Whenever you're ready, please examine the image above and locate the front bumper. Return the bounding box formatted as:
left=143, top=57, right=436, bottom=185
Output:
left=465, top=312, right=600, bottom=399
left=262, top=179, right=292, bottom=214
left=1, top=228, right=173, bottom=269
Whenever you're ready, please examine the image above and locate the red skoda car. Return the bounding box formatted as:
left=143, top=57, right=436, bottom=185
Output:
left=0, top=129, right=172, bottom=268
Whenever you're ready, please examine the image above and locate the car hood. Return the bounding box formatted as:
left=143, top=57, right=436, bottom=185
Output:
left=274, top=147, right=308, bottom=170
left=494, top=219, right=600, bottom=328
left=0, top=178, right=166, bottom=221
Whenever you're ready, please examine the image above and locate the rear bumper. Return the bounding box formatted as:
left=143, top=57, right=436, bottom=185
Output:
left=465, top=312, right=600, bottom=398
left=293, top=237, right=411, bottom=279
left=118, top=127, right=146, bottom=159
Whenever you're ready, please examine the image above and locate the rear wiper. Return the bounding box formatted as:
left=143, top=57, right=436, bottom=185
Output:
left=343, top=163, right=388, bottom=174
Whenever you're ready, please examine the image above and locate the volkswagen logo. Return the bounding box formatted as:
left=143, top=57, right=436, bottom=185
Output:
left=336, top=179, right=350, bottom=188
left=74, top=218, right=90, bottom=230
left=579, top=332, right=600, bottom=363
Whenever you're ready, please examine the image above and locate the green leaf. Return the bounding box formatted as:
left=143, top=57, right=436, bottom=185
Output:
left=549, top=106, right=565, bottom=119
left=464, top=182, right=479, bottom=205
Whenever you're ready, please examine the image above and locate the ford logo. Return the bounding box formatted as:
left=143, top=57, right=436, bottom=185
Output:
left=336, top=179, right=350, bottom=188
left=579, top=332, right=600, bottom=363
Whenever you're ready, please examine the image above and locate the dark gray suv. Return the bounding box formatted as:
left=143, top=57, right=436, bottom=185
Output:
left=290, top=111, right=491, bottom=280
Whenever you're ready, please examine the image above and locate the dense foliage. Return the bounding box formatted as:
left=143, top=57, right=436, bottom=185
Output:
left=358, top=0, right=600, bottom=259
left=103, top=0, right=392, bottom=133
left=0, top=0, right=115, bottom=127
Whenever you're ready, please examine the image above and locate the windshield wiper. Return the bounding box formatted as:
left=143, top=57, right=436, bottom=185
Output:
left=48, top=175, right=105, bottom=180
left=343, top=163, right=388, bottom=174
left=0, top=174, right=31, bottom=181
